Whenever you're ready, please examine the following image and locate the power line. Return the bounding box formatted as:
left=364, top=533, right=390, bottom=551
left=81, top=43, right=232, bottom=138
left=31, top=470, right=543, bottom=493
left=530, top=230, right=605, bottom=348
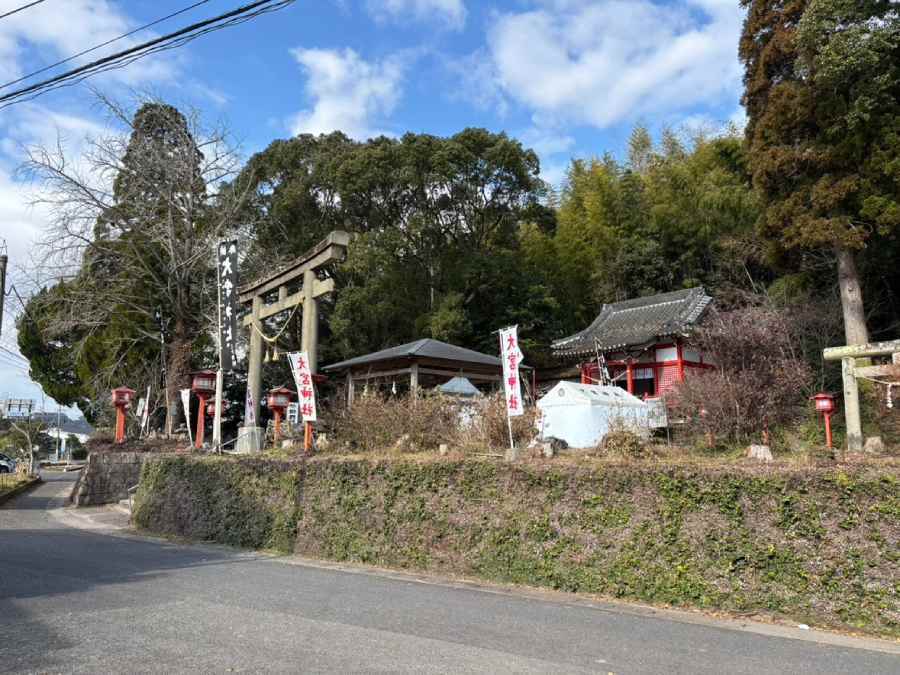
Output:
left=0, top=0, right=295, bottom=110
left=0, top=0, right=212, bottom=91
left=0, top=0, right=46, bottom=22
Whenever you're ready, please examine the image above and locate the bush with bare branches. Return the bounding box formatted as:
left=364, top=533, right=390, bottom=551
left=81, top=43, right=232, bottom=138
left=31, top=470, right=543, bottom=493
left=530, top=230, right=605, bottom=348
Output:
left=670, top=304, right=813, bottom=445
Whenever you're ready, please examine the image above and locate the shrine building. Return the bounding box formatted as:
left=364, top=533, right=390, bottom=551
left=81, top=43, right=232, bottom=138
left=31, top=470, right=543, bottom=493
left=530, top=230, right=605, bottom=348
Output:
left=551, top=287, right=713, bottom=398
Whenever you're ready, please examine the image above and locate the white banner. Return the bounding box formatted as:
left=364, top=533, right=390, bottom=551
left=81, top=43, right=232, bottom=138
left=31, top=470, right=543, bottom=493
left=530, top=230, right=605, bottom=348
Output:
left=180, top=388, right=193, bottom=445
left=244, top=388, right=255, bottom=425
left=140, top=385, right=151, bottom=435
left=287, top=351, right=317, bottom=422
left=499, top=326, right=525, bottom=417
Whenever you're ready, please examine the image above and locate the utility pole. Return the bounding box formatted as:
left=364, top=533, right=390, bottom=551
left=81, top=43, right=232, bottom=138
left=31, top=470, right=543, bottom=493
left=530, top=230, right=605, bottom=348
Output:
left=0, top=240, right=8, bottom=338
left=56, top=403, right=61, bottom=462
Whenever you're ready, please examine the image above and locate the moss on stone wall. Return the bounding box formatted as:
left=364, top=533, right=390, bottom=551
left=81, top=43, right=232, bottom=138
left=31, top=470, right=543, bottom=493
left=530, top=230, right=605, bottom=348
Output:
left=133, top=455, right=899, bottom=637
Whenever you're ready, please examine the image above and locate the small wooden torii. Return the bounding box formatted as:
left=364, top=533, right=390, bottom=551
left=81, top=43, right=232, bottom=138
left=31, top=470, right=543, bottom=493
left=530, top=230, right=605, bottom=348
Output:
left=823, top=338, right=900, bottom=453
left=237, top=231, right=350, bottom=452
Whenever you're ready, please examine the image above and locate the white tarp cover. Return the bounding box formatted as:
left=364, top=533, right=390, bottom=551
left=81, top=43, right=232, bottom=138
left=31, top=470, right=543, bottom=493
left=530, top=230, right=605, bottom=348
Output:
left=439, top=376, right=482, bottom=397
left=537, top=381, right=649, bottom=448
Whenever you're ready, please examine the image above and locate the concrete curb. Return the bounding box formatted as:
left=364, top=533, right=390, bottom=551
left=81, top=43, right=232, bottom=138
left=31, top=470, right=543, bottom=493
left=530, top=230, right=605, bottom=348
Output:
left=0, top=476, right=43, bottom=506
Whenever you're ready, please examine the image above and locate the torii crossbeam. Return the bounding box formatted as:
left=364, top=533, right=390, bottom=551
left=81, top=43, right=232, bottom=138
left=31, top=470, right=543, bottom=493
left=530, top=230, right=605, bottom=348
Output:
left=237, top=230, right=350, bottom=452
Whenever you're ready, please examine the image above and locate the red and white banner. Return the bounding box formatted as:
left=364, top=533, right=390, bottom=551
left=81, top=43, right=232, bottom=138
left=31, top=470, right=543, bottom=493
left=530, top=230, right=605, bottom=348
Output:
left=288, top=351, right=317, bottom=422
left=499, top=326, right=524, bottom=417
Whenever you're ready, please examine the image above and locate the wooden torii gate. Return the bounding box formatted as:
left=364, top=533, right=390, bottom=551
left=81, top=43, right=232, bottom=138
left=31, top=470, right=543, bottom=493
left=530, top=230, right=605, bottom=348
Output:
left=823, top=338, right=900, bottom=453
left=237, top=231, right=350, bottom=452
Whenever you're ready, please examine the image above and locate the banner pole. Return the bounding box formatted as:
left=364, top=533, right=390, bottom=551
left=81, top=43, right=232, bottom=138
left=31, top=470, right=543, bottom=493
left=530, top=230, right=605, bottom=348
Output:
left=507, top=416, right=514, bottom=450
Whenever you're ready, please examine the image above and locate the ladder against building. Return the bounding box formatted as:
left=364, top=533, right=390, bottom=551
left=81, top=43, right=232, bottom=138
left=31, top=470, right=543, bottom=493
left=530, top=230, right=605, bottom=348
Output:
left=823, top=339, right=900, bottom=453
left=236, top=231, right=350, bottom=452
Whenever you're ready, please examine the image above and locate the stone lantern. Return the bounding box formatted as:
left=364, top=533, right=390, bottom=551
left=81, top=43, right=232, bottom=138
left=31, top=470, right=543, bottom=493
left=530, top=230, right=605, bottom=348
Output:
left=267, top=386, right=293, bottom=444
left=190, top=370, right=216, bottom=449
left=111, top=386, right=135, bottom=444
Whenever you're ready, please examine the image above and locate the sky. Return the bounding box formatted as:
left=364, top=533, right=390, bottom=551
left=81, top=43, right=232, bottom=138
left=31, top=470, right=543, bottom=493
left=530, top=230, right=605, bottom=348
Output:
left=0, top=0, right=748, bottom=416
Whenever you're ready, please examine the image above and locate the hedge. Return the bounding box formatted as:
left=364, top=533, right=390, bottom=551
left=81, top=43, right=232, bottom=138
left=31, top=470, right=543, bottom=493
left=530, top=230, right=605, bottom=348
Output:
left=132, top=455, right=900, bottom=637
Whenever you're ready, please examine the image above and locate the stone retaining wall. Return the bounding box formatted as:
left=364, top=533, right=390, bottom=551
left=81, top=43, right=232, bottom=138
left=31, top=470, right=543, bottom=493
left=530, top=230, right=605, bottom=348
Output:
left=70, top=452, right=152, bottom=506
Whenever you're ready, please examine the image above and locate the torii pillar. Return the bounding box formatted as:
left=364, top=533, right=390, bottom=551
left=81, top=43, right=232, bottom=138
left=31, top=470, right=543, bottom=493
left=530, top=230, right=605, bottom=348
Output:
left=237, top=231, right=350, bottom=452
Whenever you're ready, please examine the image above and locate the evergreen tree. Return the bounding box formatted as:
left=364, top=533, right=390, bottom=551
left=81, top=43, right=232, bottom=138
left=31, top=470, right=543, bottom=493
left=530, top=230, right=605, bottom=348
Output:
left=739, top=0, right=900, bottom=345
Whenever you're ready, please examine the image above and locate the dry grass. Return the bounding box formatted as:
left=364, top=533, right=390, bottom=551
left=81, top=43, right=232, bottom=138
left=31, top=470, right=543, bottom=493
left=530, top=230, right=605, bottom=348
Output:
left=319, top=390, right=538, bottom=454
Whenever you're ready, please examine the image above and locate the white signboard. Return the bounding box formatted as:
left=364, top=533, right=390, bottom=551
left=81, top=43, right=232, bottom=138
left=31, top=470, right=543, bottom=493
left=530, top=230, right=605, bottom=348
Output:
left=499, top=326, right=525, bottom=417
left=287, top=351, right=317, bottom=422
left=286, top=402, right=299, bottom=425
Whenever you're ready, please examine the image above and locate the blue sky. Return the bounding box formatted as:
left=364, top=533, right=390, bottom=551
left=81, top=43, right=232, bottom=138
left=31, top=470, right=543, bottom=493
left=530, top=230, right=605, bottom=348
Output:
left=0, top=0, right=747, bottom=413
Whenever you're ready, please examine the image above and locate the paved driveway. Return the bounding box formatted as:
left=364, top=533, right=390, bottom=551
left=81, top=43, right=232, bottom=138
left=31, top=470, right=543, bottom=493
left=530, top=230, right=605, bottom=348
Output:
left=1, top=472, right=898, bottom=674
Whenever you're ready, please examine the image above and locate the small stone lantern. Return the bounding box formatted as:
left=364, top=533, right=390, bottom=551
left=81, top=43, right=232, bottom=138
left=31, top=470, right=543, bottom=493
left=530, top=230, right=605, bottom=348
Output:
left=190, top=370, right=217, bottom=449
left=111, top=386, right=135, bottom=444
left=267, top=386, right=293, bottom=444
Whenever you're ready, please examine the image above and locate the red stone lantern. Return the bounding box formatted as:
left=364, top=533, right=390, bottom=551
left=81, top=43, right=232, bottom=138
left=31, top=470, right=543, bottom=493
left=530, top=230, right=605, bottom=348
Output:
left=206, top=398, right=229, bottom=417
left=111, top=386, right=135, bottom=444
left=267, top=386, right=293, bottom=443
left=811, top=392, right=836, bottom=448
left=191, top=370, right=217, bottom=449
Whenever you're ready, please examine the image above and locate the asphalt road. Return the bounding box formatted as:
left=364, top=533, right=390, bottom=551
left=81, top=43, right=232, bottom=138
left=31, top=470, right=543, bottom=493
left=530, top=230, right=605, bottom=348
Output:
left=1, top=473, right=898, bottom=674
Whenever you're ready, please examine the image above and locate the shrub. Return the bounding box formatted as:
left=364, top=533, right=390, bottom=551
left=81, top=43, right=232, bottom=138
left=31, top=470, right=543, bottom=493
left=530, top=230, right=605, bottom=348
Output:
left=71, top=447, right=88, bottom=461
left=670, top=304, right=812, bottom=445
left=599, top=424, right=646, bottom=458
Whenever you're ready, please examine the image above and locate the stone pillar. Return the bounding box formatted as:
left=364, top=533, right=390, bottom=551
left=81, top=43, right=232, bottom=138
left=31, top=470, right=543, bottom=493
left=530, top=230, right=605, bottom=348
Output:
left=842, top=357, right=863, bottom=453
left=301, top=269, right=319, bottom=374
left=239, top=295, right=265, bottom=453
left=410, top=362, right=419, bottom=398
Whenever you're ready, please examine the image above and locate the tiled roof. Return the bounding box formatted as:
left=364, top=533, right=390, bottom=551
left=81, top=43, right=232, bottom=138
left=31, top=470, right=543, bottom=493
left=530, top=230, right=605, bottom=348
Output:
left=323, top=338, right=502, bottom=371
left=552, top=287, right=712, bottom=358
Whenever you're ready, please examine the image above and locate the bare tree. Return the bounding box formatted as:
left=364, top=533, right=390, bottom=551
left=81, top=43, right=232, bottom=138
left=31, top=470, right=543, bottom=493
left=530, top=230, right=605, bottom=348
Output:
left=19, top=92, right=250, bottom=434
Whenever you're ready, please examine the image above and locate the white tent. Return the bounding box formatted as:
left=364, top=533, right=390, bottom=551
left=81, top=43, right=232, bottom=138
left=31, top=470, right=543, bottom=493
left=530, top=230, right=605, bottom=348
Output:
left=537, top=382, right=649, bottom=449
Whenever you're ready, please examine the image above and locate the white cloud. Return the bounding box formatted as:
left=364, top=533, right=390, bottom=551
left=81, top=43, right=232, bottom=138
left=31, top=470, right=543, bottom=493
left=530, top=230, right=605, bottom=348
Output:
left=517, top=126, right=574, bottom=188
left=0, top=0, right=177, bottom=89
left=366, top=0, right=466, bottom=30
left=480, top=0, right=744, bottom=129
left=289, top=47, right=406, bottom=140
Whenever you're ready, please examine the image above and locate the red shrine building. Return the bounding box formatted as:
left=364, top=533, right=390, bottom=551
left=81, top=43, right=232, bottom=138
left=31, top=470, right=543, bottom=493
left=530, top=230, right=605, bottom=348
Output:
left=551, top=287, right=713, bottom=398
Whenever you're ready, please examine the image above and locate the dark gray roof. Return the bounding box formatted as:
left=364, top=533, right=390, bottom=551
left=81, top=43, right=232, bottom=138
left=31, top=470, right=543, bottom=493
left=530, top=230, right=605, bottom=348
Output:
left=323, top=338, right=502, bottom=371
left=552, top=287, right=712, bottom=357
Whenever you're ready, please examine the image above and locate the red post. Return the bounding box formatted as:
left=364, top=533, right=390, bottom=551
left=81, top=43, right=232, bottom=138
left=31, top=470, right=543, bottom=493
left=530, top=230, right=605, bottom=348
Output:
left=304, top=421, right=312, bottom=452
left=273, top=409, right=283, bottom=443
left=676, top=341, right=686, bottom=382
left=115, top=406, right=126, bottom=444
left=195, top=394, right=207, bottom=449
left=824, top=412, right=833, bottom=449
left=626, top=360, right=635, bottom=394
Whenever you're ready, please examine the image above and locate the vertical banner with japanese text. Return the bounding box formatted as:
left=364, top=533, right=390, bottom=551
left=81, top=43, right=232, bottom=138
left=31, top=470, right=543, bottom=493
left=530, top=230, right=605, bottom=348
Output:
left=244, top=388, right=255, bottom=426
left=287, top=351, right=317, bottom=422
left=499, top=326, right=524, bottom=417
left=217, top=240, right=239, bottom=372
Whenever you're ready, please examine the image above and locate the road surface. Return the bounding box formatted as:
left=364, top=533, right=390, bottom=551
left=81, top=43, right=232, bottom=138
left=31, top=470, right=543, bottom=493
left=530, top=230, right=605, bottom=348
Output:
left=1, top=472, right=897, bottom=674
